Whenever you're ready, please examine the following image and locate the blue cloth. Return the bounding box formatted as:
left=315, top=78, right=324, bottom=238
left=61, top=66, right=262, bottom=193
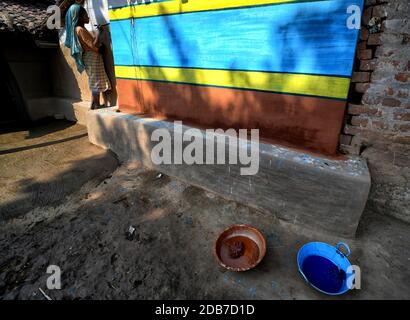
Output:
left=64, top=4, right=85, bottom=73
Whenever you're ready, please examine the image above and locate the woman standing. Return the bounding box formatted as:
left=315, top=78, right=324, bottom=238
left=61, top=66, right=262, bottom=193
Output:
left=65, top=4, right=111, bottom=109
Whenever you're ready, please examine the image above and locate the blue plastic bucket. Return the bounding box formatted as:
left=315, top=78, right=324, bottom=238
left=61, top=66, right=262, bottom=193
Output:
left=297, top=242, right=353, bottom=295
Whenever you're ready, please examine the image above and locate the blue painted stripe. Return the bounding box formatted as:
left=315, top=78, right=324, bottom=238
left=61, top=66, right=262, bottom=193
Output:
left=110, top=0, right=362, bottom=77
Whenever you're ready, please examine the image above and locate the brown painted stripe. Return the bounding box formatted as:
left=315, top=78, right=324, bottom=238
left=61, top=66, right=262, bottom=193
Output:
left=117, top=79, right=347, bottom=155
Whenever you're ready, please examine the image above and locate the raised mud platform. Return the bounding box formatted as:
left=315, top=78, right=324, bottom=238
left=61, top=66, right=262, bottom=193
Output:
left=87, top=108, right=371, bottom=237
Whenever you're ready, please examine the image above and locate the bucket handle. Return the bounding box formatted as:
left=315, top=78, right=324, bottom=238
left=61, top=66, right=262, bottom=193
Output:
left=336, top=242, right=351, bottom=257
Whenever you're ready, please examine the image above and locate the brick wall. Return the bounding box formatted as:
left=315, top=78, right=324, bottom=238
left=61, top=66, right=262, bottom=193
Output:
left=340, top=0, right=410, bottom=224
left=340, top=0, right=410, bottom=154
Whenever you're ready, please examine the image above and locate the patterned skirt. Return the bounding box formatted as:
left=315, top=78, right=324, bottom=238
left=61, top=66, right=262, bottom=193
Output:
left=83, top=51, right=112, bottom=93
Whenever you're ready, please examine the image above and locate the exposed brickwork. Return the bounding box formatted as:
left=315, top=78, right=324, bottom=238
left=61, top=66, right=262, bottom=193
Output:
left=340, top=0, right=410, bottom=224
left=341, top=0, right=410, bottom=154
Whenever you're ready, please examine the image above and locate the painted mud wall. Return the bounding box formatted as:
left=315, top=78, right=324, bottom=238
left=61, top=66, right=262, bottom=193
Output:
left=108, top=0, right=364, bottom=155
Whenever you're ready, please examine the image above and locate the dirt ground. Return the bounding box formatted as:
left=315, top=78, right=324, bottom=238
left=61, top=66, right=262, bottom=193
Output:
left=0, top=119, right=118, bottom=221
left=0, top=120, right=409, bottom=300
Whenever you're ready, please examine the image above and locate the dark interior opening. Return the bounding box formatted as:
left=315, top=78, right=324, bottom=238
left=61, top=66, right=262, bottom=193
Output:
left=0, top=52, right=29, bottom=132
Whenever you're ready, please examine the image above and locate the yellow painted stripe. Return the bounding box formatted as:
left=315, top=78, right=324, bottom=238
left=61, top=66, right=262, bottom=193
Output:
left=115, top=65, right=350, bottom=99
left=109, top=0, right=299, bottom=21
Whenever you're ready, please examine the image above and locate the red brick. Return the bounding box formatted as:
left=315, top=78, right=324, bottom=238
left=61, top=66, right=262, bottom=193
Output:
left=394, top=136, right=410, bottom=144
left=352, top=71, right=371, bottom=83
left=382, top=97, right=401, bottom=107
left=351, top=116, right=369, bottom=126
left=360, top=59, right=377, bottom=71
left=344, top=124, right=363, bottom=135
left=367, top=33, right=382, bottom=45
left=385, top=87, right=394, bottom=96
left=395, top=73, right=409, bottom=82
left=393, top=112, right=410, bottom=121
left=347, top=104, right=364, bottom=115
left=355, top=83, right=370, bottom=93
left=357, top=41, right=367, bottom=50
left=395, top=123, right=410, bottom=131
left=360, top=28, right=369, bottom=41
left=372, top=5, right=387, bottom=18
left=347, top=104, right=381, bottom=116
left=371, top=120, right=388, bottom=130
left=357, top=49, right=373, bottom=60
left=362, top=7, right=373, bottom=25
